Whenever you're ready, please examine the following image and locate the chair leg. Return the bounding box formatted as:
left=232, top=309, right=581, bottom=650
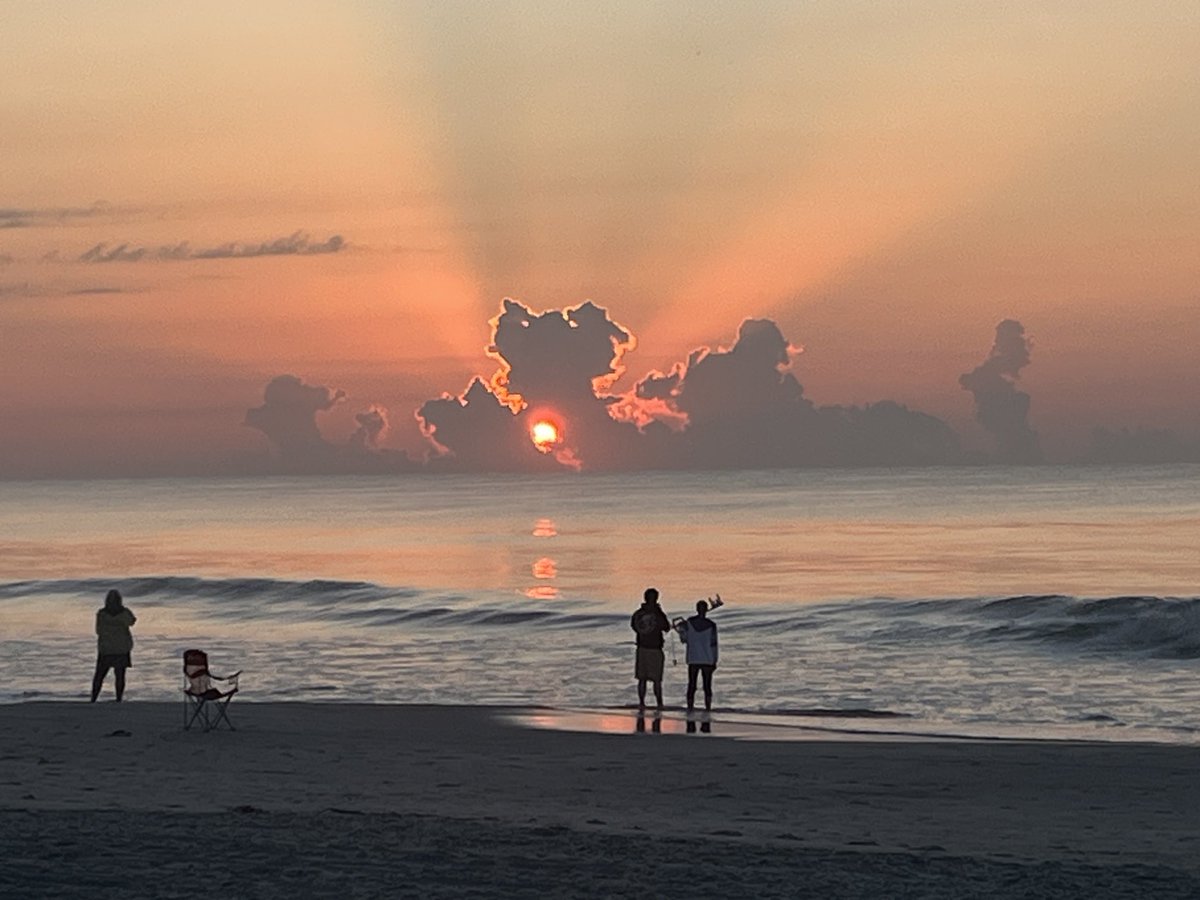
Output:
left=212, top=698, right=235, bottom=731
left=184, top=695, right=235, bottom=732
left=185, top=698, right=208, bottom=732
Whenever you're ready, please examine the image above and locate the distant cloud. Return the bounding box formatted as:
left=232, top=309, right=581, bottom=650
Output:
left=417, top=300, right=961, bottom=472
left=349, top=406, right=389, bottom=450
left=617, top=317, right=961, bottom=468
left=244, top=374, right=413, bottom=474
left=79, top=244, right=147, bottom=263
left=245, top=375, right=345, bottom=463
left=0, top=282, right=33, bottom=298
left=79, top=231, right=345, bottom=263
left=0, top=201, right=119, bottom=229
left=959, top=319, right=1041, bottom=463
left=68, top=286, right=126, bottom=295
left=0, top=281, right=132, bottom=300
left=1086, top=426, right=1200, bottom=464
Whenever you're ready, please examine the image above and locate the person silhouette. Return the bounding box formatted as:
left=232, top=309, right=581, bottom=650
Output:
left=90, top=589, right=136, bottom=702
left=681, top=599, right=719, bottom=712
left=630, top=587, right=670, bottom=710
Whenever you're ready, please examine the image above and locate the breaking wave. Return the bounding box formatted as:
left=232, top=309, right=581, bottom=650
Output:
left=785, top=594, right=1200, bottom=660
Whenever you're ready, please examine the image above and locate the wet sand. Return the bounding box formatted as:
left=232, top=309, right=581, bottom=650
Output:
left=2, top=702, right=1199, bottom=898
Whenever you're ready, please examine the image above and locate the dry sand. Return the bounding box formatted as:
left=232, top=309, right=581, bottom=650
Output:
left=2, top=702, right=1199, bottom=898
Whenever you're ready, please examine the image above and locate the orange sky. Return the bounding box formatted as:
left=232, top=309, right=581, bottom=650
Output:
left=1, top=2, right=1198, bottom=476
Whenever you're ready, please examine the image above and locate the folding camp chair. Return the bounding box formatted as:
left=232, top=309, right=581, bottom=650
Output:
left=183, top=649, right=241, bottom=732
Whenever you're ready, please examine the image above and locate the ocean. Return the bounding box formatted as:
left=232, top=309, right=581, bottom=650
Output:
left=2, top=465, right=1199, bottom=743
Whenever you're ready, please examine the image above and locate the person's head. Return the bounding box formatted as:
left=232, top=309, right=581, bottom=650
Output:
left=695, top=600, right=708, bottom=616
left=104, top=589, right=123, bottom=612
left=643, top=587, right=659, bottom=605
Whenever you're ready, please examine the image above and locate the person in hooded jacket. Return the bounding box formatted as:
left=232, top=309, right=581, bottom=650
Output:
left=91, top=589, right=137, bottom=702
left=681, top=599, right=719, bottom=711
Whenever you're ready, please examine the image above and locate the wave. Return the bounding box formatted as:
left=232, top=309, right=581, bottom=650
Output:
left=960, top=594, right=1200, bottom=658
left=3, top=577, right=1199, bottom=658
left=0, top=576, right=398, bottom=603
left=0, top=576, right=621, bottom=632
left=716, top=594, right=1200, bottom=659
left=986, top=595, right=1198, bottom=658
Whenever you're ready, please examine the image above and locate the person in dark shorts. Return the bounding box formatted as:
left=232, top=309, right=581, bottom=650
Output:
left=630, top=587, right=670, bottom=710
left=91, top=589, right=137, bottom=702
left=681, top=599, right=719, bottom=711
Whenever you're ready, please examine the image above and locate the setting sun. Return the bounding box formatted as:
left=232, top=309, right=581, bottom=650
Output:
left=531, top=420, right=560, bottom=452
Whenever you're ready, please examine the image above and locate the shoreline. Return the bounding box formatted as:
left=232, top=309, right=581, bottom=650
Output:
left=4, top=701, right=1200, bottom=896
left=511, top=704, right=1191, bottom=745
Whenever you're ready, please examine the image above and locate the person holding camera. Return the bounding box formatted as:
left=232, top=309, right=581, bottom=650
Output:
left=680, top=598, right=719, bottom=711
left=90, top=588, right=137, bottom=702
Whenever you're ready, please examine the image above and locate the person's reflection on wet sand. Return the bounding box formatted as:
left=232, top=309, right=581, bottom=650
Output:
left=635, top=712, right=662, bottom=734
left=686, top=714, right=713, bottom=735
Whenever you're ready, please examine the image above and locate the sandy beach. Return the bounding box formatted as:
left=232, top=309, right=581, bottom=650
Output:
left=2, top=703, right=1199, bottom=897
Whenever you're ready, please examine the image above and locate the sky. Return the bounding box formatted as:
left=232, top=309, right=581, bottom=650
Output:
left=2, top=1, right=1198, bottom=477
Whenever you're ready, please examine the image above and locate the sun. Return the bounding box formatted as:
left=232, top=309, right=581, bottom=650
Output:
left=531, top=419, right=560, bottom=453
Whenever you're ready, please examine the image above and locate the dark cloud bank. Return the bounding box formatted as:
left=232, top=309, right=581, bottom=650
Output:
left=248, top=299, right=1187, bottom=475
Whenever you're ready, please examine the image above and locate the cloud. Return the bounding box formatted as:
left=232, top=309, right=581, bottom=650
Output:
left=349, top=406, right=389, bottom=450
left=0, top=283, right=34, bottom=299
left=617, top=318, right=961, bottom=468
left=68, top=286, right=127, bottom=295
left=1086, top=426, right=1200, bottom=464
left=0, top=282, right=133, bottom=301
left=0, top=201, right=119, bottom=229
left=418, top=300, right=650, bottom=471
left=245, top=375, right=345, bottom=463
left=79, top=231, right=345, bottom=263
left=959, top=319, right=1041, bottom=463
left=192, top=232, right=344, bottom=259
left=245, top=375, right=413, bottom=474
left=417, top=299, right=961, bottom=471
left=79, top=243, right=147, bottom=263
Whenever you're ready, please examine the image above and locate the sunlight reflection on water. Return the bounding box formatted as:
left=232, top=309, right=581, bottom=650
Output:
left=1, top=467, right=1198, bottom=603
